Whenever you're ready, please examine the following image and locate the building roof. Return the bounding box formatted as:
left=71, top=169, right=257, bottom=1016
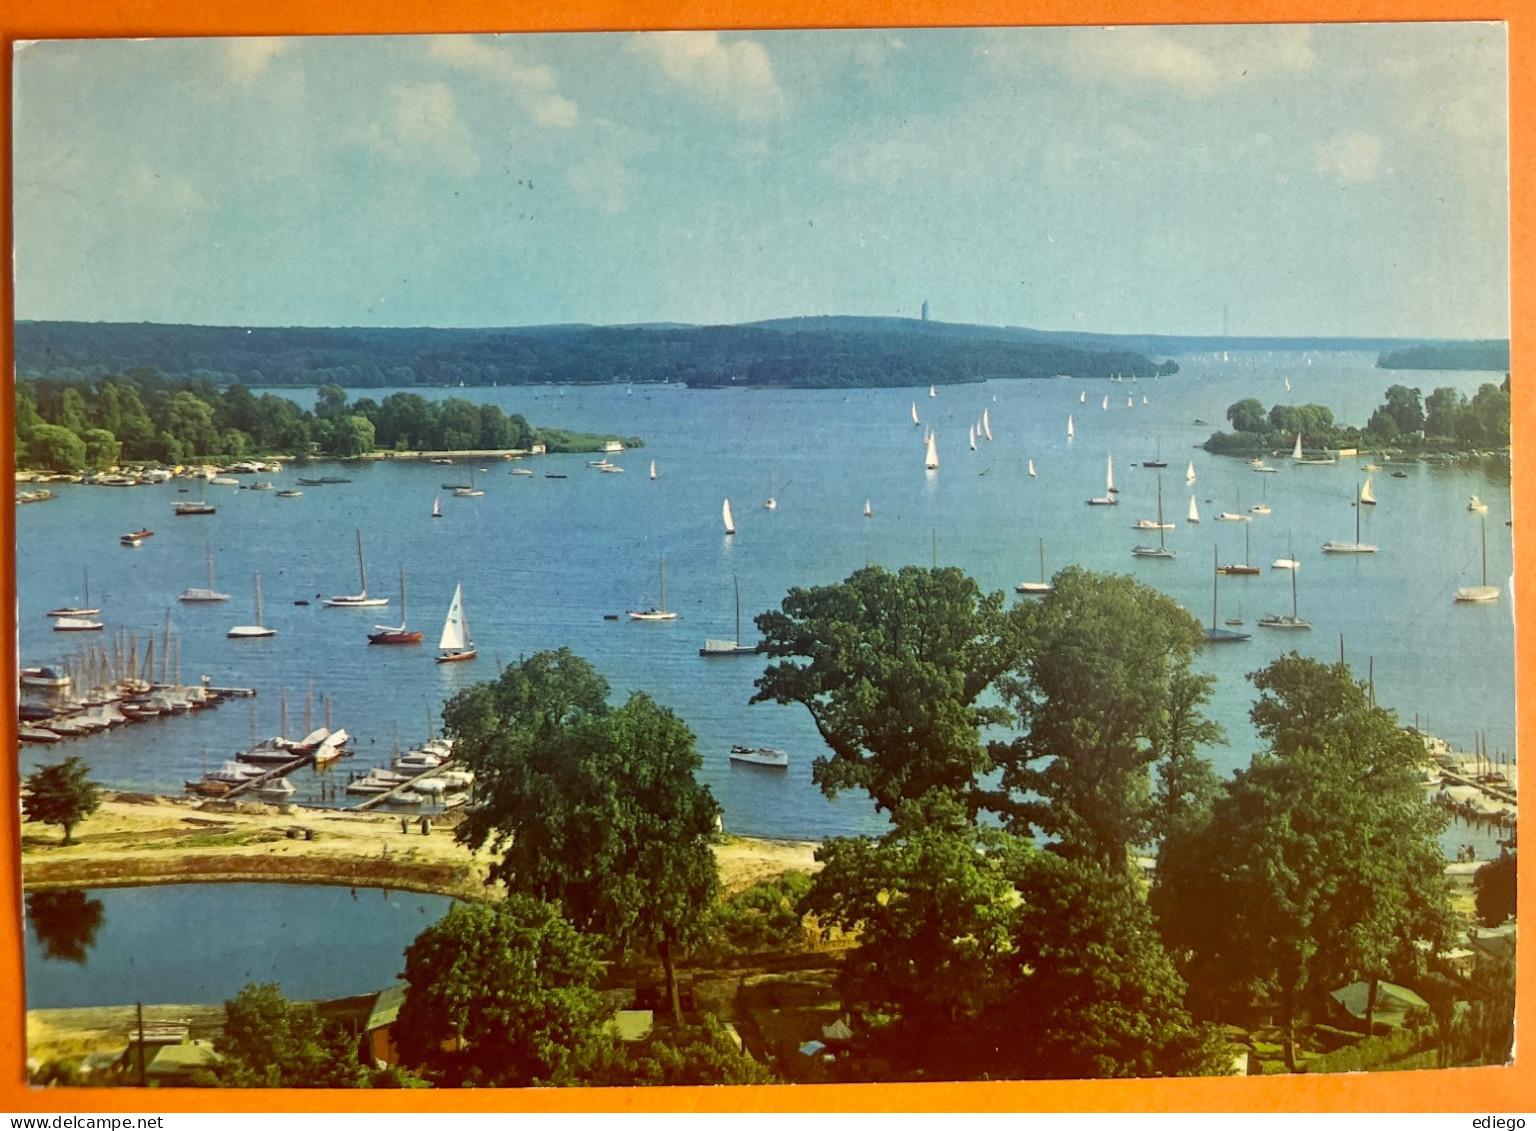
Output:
left=143, top=1041, right=219, bottom=1078
left=1329, top=981, right=1429, bottom=1025
left=366, top=983, right=409, bottom=1032
left=603, top=1010, right=655, bottom=1043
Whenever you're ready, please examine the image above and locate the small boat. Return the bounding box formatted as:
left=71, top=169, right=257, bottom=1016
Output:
left=730, top=745, right=789, bottom=768
left=1454, top=515, right=1501, bottom=603
left=1468, top=495, right=1489, bottom=514
left=1143, top=440, right=1166, bottom=469
left=545, top=473, right=567, bottom=479
left=172, top=500, right=217, bottom=515
left=1258, top=558, right=1312, bottom=630
left=651, top=461, right=658, bottom=481
left=924, top=432, right=939, bottom=471
left=436, top=583, right=478, bottom=662
left=1359, top=478, right=1377, bottom=507
left=700, top=576, right=759, bottom=656
left=369, top=567, right=425, bottom=644
left=452, top=471, right=484, bottom=497
left=863, top=499, right=873, bottom=518
left=210, top=476, right=239, bottom=486
left=296, top=477, right=327, bottom=486
left=429, top=458, right=454, bottom=466
left=1017, top=538, right=1054, bottom=594
left=1185, top=461, right=1196, bottom=485
left=319, top=477, right=351, bottom=485
left=969, top=425, right=977, bottom=451
left=1067, top=415, right=1074, bottom=440
left=20, top=666, right=71, bottom=689
left=180, top=541, right=231, bottom=602
left=600, top=465, right=625, bottom=474
left=1087, top=454, right=1117, bottom=505
left=1187, top=496, right=1200, bottom=524
left=1205, top=548, right=1251, bottom=644
left=1272, top=533, right=1301, bottom=571
left=228, top=574, right=277, bottom=638
left=126, top=528, right=153, bottom=539
left=1132, top=477, right=1176, bottom=559
left=1392, top=470, right=1408, bottom=479
left=912, top=402, right=921, bottom=427
left=120, top=534, right=143, bottom=548
left=275, top=489, right=302, bottom=498
left=1291, top=432, right=1336, bottom=466
left=1217, top=524, right=1261, bottom=575
left=628, top=556, right=679, bottom=622
left=1080, top=390, right=1086, bottom=403
left=19, top=725, right=63, bottom=744
left=254, top=777, right=297, bottom=801
left=1127, top=396, right=1134, bottom=408
left=1028, top=459, right=1036, bottom=478
left=510, top=468, right=535, bottom=477
left=1321, top=485, right=1378, bottom=554
left=250, top=481, right=275, bottom=491
left=982, top=409, right=992, bottom=441
left=1102, top=395, right=1110, bottom=411
left=432, top=495, right=442, bottom=518
left=53, top=615, right=104, bottom=632
left=325, top=530, right=390, bottom=607
left=1362, top=462, right=1382, bottom=472
left=929, top=385, right=936, bottom=398
left=723, top=498, right=736, bottom=536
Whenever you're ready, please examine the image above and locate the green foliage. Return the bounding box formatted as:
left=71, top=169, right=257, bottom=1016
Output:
left=1377, top=341, right=1510, bottom=371
left=1473, top=848, right=1517, bottom=926
left=211, top=983, right=366, bottom=1088
left=713, top=871, right=815, bottom=952
left=991, top=566, right=1220, bottom=871
left=25, top=889, right=105, bottom=963
left=1226, top=398, right=1267, bottom=432
left=22, top=756, right=101, bottom=845
left=394, top=896, right=614, bottom=1086
left=1454, top=953, right=1515, bottom=1066
left=27, top=423, right=87, bottom=472
left=80, top=428, right=122, bottom=470
left=446, top=650, right=721, bottom=1017
left=612, top=1018, right=778, bottom=1086
left=752, top=564, right=1028, bottom=818
left=1305, top=1025, right=1433, bottom=1074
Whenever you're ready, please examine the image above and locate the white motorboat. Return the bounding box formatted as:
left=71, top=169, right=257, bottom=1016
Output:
left=730, top=745, right=789, bottom=768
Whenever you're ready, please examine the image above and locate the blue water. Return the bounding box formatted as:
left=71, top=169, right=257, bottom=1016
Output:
left=24, top=884, right=453, bottom=1009
left=17, top=351, right=1515, bottom=850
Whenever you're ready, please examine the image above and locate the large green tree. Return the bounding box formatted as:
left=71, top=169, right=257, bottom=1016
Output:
left=394, top=896, right=613, bottom=1086
left=989, top=566, right=1221, bottom=872
left=22, top=757, right=101, bottom=845
left=446, top=649, right=721, bottom=1020
left=1153, top=655, right=1451, bottom=1069
left=27, top=424, right=87, bottom=473
left=210, top=982, right=366, bottom=1088
left=752, top=565, right=1028, bottom=819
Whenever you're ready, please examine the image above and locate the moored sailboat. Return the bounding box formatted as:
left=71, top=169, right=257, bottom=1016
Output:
left=1016, top=538, right=1054, bottom=593
left=179, top=542, right=230, bottom=603
left=369, top=567, right=424, bottom=644
left=227, top=574, right=277, bottom=638
left=1321, top=485, right=1378, bottom=554
left=700, top=576, right=759, bottom=655
left=325, top=530, right=390, bottom=607
left=1258, top=558, right=1312, bottom=629
left=1132, top=477, right=1176, bottom=559
left=1205, top=548, right=1251, bottom=643
left=1454, top=515, right=1501, bottom=603
left=628, top=556, right=679, bottom=621
left=47, top=568, right=100, bottom=618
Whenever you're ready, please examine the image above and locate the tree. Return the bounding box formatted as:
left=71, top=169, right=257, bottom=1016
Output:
left=58, top=387, right=90, bottom=435
left=1424, top=386, right=1464, bottom=438
left=1474, top=847, right=1517, bottom=926
left=22, top=757, right=101, bottom=845
left=446, top=649, right=722, bottom=1021
left=328, top=414, right=376, bottom=457
left=752, top=565, right=1028, bottom=818
left=614, top=1018, right=778, bottom=1086
left=211, top=982, right=365, bottom=1088
left=156, top=391, right=221, bottom=458
left=1379, top=384, right=1425, bottom=435
left=394, top=897, right=613, bottom=1086
left=1153, top=656, right=1451, bottom=1070
left=26, top=424, right=87, bottom=472
left=15, top=384, right=44, bottom=444
left=1225, top=398, right=1267, bottom=433
left=989, top=567, right=1220, bottom=872
left=80, top=428, right=122, bottom=470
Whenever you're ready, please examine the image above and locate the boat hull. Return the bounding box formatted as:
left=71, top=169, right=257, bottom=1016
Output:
left=369, top=630, right=424, bottom=645
left=1321, top=542, right=1378, bottom=554
left=1454, top=586, right=1501, bottom=603
left=437, top=648, right=478, bottom=664
left=730, top=746, right=789, bottom=768
left=1257, top=616, right=1313, bottom=629
left=226, top=625, right=277, bottom=638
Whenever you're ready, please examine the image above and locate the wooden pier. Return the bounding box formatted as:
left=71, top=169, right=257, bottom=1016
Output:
left=352, top=761, right=461, bottom=811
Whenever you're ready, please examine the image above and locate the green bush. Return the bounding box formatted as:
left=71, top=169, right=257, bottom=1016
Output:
left=714, top=871, right=815, bottom=952
left=1307, top=1025, right=1435, bottom=1074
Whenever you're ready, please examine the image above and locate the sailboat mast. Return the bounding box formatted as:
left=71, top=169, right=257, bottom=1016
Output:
left=660, top=556, right=667, bottom=613
left=1482, top=515, right=1489, bottom=586
left=254, top=575, right=264, bottom=626
left=733, top=575, right=741, bottom=642
left=206, top=542, right=214, bottom=589
left=1211, top=546, right=1219, bottom=629
left=356, top=529, right=367, bottom=593
left=1291, top=562, right=1299, bottom=619
left=400, top=566, right=408, bottom=626
left=1157, top=476, right=1166, bottom=550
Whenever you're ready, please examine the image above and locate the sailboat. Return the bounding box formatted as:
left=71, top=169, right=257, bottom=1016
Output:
left=700, top=576, right=759, bottom=655
left=1188, top=496, right=1200, bottom=524
left=1102, top=395, right=1110, bottom=411
left=1454, top=515, right=1501, bottom=603
left=723, top=499, right=736, bottom=535
left=925, top=431, right=940, bottom=471
left=982, top=409, right=992, bottom=441
left=1359, top=477, right=1377, bottom=506
left=1250, top=477, right=1272, bottom=515
left=1272, top=533, right=1301, bottom=570
left=912, top=402, right=921, bottom=427
left=628, top=556, right=679, bottom=621
left=1321, top=485, right=1378, bottom=553
left=764, top=471, right=777, bottom=509
left=864, top=499, right=873, bottom=518
left=1468, top=495, right=1489, bottom=513
left=1205, top=549, right=1251, bottom=643
left=1028, top=459, right=1036, bottom=478
left=227, top=574, right=277, bottom=638
left=453, top=469, right=484, bottom=497
left=435, top=583, right=477, bottom=661
left=1218, top=523, right=1260, bottom=574
left=1143, top=439, right=1167, bottom=469
left=369, top=567, right=424, bottom=644
left=1258, top=558, right=1312, bottom=629
left=1127, top=395, right=1134, bottom=408
left=1185, top=461, right=1196, bottom=485
left=1080, top=390, right=1086, bottom=404
left=1132, top=477, right=1176, bottom=558
left=1087, top=454, right=1118, bottom=505
left=930, top=385, right=937, bottom=398
left=179, top=541, right=230, bottom=602
left=1292, top=432, right=1336, bottom=465
left=651, top=460, right=658, bottom=481
left=326, top=530, right=390, bottom=607
left=1016, top=538, right=1054, bottom=593
left=969, top=425, right=977, bottom=451
left=1067, top=415, right=1075, bottom=440
left=47, top=568, right=100, bottom=617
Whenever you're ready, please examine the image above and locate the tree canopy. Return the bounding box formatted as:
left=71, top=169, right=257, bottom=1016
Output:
left=22, top=757, right=101, bottom=845
left=209, top=983, right=366, bottom=1088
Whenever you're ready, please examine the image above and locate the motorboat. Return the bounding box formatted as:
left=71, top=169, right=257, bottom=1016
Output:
left=730, top=745, right=789, bottom=768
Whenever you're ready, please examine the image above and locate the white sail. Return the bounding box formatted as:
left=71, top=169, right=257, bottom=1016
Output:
left=1285, top=377, right=1292, bottom=391
left=1067, top=415, right=1074, bottom=440
left=983, top=409, right=992, bottom=441
left=1028, top=459, right=1036, bottom=477
left=1360, top=477, right=1376, bottom=505
left=1106, top=455, right=1115, bottom=493
left=930, top=385, right=936, bottom=398
left=925, top=432, right=939, bottom=470
left=864, top=499, right=873, bottom=518
left=650, top=460, right=657, bottom=480
left=439, top=584, right=467, bottom=651
left=969, top=425, right=976, bottom=451
left=1188, top=496, right=1200, bottom=523
left=723, top=498, right=736, bottom=534
left=1080, top=390, right=1086, bottom=404
left=1292, top=433, right=1304, bottom=461
left=1128, top=396, right=1134, bottom=408
left=912, top=402, right=920, bottom=426
left=1186, top=461, right=1196, bottom=485
left=1102, top=395, right=1109, bottom=411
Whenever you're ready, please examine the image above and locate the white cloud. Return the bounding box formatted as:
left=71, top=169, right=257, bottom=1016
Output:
left=984, top=25, right=1315, bottom=99
left=360, top=83, right=481, bottom=177
left=1315, top=129, right=1382, bottom=183
left=224, top=38, right=288, bottom=85
left=628, top=32, right=788, bottom=121
left=820, top=137, right=931, bottom=188
left=426, top=36, right=578, bottom=130
left=120, top=164, right=210, bottom=213
left=566, top=153, right=630, bottom=215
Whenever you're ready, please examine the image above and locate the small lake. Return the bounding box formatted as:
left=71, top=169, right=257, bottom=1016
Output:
left=24, top=883, right=455, bottom=1009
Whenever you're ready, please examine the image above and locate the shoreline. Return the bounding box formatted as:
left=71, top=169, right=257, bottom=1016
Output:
left=20, top=792, right=820, bottom=902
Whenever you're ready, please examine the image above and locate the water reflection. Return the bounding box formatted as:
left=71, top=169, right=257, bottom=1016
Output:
left=26, top=889, right=105, bottom=964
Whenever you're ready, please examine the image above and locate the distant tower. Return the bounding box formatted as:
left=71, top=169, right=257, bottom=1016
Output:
left=921, top=300, right=929, bottom=322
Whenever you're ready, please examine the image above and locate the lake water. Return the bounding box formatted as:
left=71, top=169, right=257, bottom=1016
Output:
left=23, top=883, right=453, bottom=1009
left=17, top=351, right=1515, bottom=853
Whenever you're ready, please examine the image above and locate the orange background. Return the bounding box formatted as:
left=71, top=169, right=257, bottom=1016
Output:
left=0, top=0, right=1530, bottom=1113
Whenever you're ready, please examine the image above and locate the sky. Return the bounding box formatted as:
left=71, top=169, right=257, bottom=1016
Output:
left=11, top=24, right=1510, bottom=338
